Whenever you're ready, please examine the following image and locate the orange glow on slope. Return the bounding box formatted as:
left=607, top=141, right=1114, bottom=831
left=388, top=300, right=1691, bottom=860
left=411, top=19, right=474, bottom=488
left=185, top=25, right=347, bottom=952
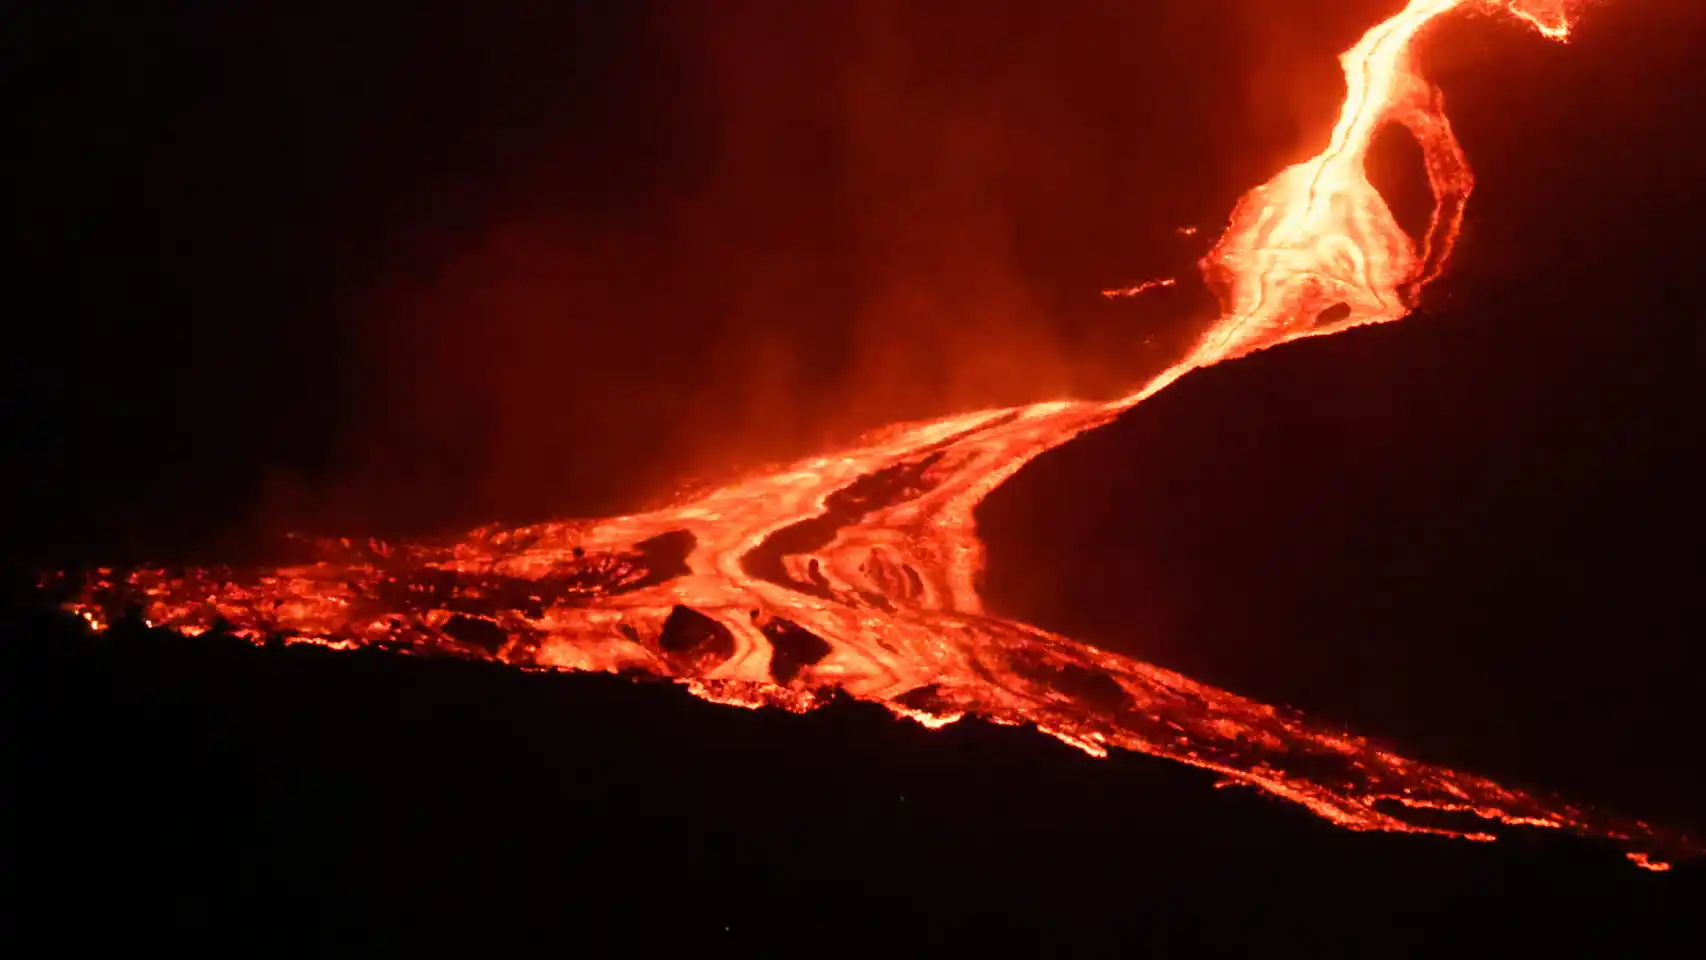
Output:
left=59, top=0, right=1696, bottom=870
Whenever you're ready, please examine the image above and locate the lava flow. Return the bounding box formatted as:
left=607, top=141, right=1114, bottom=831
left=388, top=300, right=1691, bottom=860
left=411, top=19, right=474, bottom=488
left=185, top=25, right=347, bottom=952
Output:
left=58, top=0, right=1698, bottom=869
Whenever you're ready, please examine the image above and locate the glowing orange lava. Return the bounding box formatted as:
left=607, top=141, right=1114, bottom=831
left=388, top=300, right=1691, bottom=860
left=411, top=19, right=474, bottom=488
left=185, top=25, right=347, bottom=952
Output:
left=59, top=0, right=1697, bottom=869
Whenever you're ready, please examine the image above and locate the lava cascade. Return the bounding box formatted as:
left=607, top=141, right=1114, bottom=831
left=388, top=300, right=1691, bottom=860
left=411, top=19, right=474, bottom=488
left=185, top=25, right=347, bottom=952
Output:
left=59, top=0, right=1697, bottom=869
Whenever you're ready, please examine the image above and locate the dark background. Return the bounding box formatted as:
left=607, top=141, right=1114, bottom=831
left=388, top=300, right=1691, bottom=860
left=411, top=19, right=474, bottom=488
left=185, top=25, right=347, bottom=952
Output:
left=4, top=0, right=1704, bottom=943
left=8, top=0, right=1417, bottom=560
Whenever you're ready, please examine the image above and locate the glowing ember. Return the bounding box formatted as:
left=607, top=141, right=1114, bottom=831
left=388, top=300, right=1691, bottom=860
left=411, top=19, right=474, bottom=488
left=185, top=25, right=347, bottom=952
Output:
left=56, top=0, right=1697, bottom=869
left=1102, top=277, right=1177, bottom=299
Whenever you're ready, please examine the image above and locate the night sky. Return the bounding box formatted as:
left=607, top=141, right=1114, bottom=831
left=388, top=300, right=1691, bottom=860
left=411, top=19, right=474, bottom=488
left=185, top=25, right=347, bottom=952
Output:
left=8, top=0, right=1704, bottom=834
left=11, top=0, right=1426, bottom=558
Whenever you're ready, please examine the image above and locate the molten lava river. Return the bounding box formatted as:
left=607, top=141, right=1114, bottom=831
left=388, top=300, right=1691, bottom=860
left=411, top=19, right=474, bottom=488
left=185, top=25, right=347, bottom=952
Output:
left=59, top=0, right=1698, bottom=870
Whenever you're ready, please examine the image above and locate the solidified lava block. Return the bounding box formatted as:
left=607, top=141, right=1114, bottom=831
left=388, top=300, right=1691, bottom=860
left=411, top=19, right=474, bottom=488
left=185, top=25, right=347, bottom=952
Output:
left=761, top=616, right=833, bottom=685
left=1317, top=301, right=1352, bottom=325
left=656, top=605, right=736, bottom=667
left=631, top=530, right=695, bottom=586
left=441, top=614, right=510, bottom=655
left=1010, top=655, right=1132, bottom=713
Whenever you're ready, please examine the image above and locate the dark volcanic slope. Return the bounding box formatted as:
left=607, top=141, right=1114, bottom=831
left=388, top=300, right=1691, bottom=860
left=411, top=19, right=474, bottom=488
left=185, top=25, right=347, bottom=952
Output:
left=980, top=291, right=1703, bottom=832
left=4, top=610, right=1701, bottom=949
left=980, top=4, right=1706, bottom=833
